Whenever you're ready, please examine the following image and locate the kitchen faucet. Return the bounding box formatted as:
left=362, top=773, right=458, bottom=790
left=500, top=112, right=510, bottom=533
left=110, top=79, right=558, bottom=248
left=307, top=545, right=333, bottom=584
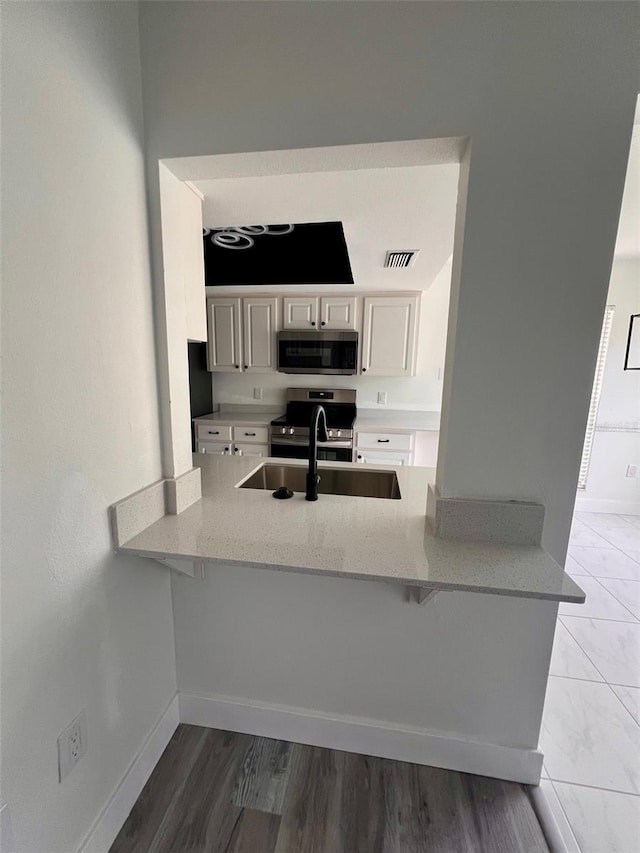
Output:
left=306, top=405, right=329, bottom=501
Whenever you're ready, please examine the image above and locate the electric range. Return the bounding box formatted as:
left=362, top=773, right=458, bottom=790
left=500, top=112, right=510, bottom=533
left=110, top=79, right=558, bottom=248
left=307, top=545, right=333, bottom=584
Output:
left=269, top=388, right=356, bottom=462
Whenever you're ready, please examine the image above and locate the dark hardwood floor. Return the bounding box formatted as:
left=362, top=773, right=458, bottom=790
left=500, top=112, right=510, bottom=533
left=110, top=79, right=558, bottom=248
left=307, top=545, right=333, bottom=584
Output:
left=109, top=725, right=550, bottom=853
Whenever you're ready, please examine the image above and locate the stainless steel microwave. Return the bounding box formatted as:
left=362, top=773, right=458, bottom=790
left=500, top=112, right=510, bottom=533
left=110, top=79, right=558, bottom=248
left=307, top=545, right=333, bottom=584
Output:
left=277, top=330, right=358, bottom=375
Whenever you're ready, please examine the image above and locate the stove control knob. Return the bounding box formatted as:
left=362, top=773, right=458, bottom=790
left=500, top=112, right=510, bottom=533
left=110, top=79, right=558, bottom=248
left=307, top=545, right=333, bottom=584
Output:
left=289, top=427, right=295, bottom=436
left=327, top=429, right=333, bottom=438
left=336, top=429, right=342, bottom=437
left=281, top=427, right=287, bottom=435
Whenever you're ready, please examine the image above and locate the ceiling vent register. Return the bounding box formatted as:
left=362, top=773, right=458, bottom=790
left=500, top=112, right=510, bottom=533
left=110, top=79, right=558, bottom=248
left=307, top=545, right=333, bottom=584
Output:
left=384, top=250, right=419, bottom=268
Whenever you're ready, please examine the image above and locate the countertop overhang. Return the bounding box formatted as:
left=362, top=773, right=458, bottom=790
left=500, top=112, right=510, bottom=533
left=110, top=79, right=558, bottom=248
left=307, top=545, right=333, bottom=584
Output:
left=118, top=456, right=585, bottom=604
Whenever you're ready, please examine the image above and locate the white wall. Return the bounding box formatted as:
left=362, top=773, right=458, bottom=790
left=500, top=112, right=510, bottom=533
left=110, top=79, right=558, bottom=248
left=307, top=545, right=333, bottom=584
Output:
left=212, top=257, right=452, bottom=410
left=1, top=5, right=177, bottom=852
left=173, top=565, right=558, bottom=764
left=139, top=0, right=638, bottom=562
left=135, top=0, right=637, bottom=779
left=577, top=258, right=640, bottom=513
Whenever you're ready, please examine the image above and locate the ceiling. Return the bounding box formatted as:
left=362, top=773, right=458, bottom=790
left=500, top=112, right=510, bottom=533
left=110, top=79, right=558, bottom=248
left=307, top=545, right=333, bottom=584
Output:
left=194, top=163, right=460, bottom=291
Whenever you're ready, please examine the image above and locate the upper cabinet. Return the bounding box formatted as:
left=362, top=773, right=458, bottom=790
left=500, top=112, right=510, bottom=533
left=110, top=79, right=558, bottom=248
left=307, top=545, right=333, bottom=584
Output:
left=361, top=295, right=419, bottom=377
left=283, top=296, right=357, bottom=330
left=242, top=297, right=279, bottom=372
left=207, top=292, right=420, bottom=376
left=283, top=297, right=318, bottom=329
left=319, top=296, right=357, bottom=330
left=207, top=296, right=279, bottom=373
left=207, top=298, right=242, bottom=371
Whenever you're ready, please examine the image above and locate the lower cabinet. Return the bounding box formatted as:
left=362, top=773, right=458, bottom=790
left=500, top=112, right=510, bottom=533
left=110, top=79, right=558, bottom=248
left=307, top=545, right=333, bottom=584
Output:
left=355, top=430, right=415, bottom=466
left=356, top=450, right=412, bottom=466
left=196, top=421, right=269, bottom=457
left=233, top=442, right=269, bottom=457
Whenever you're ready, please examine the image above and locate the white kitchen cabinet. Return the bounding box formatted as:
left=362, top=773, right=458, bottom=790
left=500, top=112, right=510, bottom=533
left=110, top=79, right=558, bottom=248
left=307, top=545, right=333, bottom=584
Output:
left=283, top=296, right=357, bottom=330
left=283, top=297, right=318, bottom=329
left=233, top=442, right=269, bottom=457
left=195, top=417, right=272, bottom=456
left=355, top=429, right=415, bottom=466
left=199, top=440, right=233, bottom=455
left=356, top=450, right=412, bottom=466
left=232, top=426, right=269, bottom=444
left=242, top=297, right=278, bottom=372
left=319, top=296, right=357, bottom=330
left=361, top=295, right=419, bottom=377
left=196, top=424, right=233, bottom=443
left=207, top=298, right=242, bottom=372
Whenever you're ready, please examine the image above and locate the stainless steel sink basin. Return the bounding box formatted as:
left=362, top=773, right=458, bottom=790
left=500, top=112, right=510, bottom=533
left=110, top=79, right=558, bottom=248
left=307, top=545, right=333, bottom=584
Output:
left=239, top=464, right=401, bottom=500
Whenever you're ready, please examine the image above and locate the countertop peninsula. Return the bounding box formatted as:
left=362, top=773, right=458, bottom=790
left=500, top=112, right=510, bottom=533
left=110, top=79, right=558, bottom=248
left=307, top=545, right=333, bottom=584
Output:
left=119, top=455, right=584, bottom=604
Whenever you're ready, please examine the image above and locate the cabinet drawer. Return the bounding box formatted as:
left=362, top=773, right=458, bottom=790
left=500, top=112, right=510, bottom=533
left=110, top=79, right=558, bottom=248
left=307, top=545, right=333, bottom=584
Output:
left=196, top=424, right=233, bottom=442
left=356, top=431, right=413, bottom=452
left=198, top=440, right=232, bottom=455
left=232, top=426, right=269, bottom=444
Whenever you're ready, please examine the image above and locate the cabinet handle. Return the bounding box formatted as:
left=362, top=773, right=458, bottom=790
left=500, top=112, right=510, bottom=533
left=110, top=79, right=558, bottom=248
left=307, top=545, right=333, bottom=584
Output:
left=311, top=321, right=316, bottom=326
left=357, top=454, right=362, bottom=459
left=244, top=365, right=248, bottom=369
left=362, top=367, right=367, bottom=372
left=377, top=439, right=390, bottom=443
left=208, top=430, right=220, bottom=435
left=244, top=432, right=256, bottom=437
left=235, top=364, right=239, bottom=369
left=321, top=321, right=326, bottom=326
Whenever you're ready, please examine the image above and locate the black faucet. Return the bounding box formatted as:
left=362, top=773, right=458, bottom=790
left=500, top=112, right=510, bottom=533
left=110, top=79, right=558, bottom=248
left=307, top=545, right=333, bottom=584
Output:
left=306, top=405, right=329, bottom=501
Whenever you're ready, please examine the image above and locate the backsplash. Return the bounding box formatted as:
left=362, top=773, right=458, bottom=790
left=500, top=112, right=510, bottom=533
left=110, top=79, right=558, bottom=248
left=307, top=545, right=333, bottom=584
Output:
left=212, top=372, right=443, bottom=411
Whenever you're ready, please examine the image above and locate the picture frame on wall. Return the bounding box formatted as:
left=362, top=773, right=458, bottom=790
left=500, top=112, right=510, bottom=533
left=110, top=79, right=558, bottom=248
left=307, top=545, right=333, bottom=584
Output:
left=623, top=313, right=640, bottom=370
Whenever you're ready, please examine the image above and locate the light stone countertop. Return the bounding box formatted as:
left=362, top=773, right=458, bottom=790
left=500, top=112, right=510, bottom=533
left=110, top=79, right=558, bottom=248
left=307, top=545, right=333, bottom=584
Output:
left=194, top=407, right=283, bottom=427
left=354, top=409, right=441, bottom=432
left=119, top=455, right=585, bottom=604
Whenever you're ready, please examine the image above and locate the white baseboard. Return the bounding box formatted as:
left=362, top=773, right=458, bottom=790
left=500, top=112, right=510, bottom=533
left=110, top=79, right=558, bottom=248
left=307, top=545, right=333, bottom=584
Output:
left=574, top=497, right=640, bottom=515
left=78, top=694, right=179, bottom=853
left=179, top=691, right=543, bottom=784
left=531, top=781, right=580, bottom=853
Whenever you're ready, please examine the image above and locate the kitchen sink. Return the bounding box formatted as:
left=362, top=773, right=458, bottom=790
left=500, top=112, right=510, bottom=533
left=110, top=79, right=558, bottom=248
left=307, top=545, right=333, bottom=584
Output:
left=239, top=464, right=401, bottom=500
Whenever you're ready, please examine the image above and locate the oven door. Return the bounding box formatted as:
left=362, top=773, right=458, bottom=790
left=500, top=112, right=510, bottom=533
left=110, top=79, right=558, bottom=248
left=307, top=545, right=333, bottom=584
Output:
left=270, top=439, right=353, bottom=463
left=277, top=331, right=358, bottom=375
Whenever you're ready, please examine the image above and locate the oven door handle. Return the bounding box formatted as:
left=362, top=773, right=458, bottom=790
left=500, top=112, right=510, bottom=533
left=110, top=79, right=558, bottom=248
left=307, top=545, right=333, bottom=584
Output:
left=270, top=437, right=353, bottom=449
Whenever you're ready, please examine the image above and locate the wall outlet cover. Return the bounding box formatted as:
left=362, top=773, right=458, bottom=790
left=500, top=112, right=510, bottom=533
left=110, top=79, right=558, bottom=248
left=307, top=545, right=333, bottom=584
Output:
left=58, top=711, right=87, bottom=781
left=377, top=391, right=388, bottom=405
left=627, top=464, right=638, bottom=479
left=253, top=387, right=263, bottom=400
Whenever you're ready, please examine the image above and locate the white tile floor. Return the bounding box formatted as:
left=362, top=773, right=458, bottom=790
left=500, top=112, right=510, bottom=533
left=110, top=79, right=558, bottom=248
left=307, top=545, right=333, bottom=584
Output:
left=541, top=511, right=640, bottom=853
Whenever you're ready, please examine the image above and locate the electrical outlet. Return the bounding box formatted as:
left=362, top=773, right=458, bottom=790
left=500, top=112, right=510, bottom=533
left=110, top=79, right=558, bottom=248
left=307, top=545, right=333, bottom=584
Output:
left=627, top=464, right=638, bottom=479
left=377, top=391, right=387, bottom=405
left=58, top=711, right=87, bottom=781
left=253, top=387, right=262, bottom=401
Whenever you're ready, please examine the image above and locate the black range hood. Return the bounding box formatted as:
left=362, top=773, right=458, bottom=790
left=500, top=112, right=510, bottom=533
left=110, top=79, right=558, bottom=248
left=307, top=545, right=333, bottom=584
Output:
left=203, top=221, right=354, bottom=286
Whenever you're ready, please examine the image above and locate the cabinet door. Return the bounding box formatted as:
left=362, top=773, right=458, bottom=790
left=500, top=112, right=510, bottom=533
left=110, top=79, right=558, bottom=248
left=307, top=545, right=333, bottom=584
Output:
left=361, top=296, right=419, bottom=377
left=207, top=298, right=242, bottom=372
left=233, top=442, right=269, bottom=457
left=198, top=440, right=232, bottom=455
left=320, top=296, right=357, bottom=330
left=282, top=297, right=319, bottom=329
left=356, top=451, right=412, bottom=466
left=242, top=297, right=278, bottom=372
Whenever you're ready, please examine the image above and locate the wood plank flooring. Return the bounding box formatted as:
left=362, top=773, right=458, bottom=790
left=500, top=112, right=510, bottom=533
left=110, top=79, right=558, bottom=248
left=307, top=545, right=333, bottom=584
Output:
left=109, top=725, right=550, bottom=853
